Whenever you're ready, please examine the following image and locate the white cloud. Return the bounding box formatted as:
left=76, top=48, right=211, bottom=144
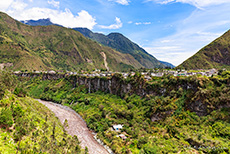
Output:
left=48, top=0, right=60, bottom=8
left=160, top=39, right=173, bottom=43
left=50, top=9, right=96, bottom=29
left=151, top=0, right=230, bottom=8
left=9, top=0, right=28, bottom=11
left=109, top=0, right=130, bottom=5
left=6, top=4, right=97, bottom=29
left=143, top=3, right=230, bottom=66
left=135, top=22, right=142, bottom=25
left=157, top=0, right=174, bottom=4
left=145, top=29, right=224, bottom=66
left=99, top=17, right=122, bottom=29
left=135, top=22, right=151, bottom=25
left=0, top=0, right=97, bottom=29
left=0, top=0, right=14, bottom=11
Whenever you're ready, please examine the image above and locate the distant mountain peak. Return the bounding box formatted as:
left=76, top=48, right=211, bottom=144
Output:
left=20, top=19, right=174, bottom=69
left=0, top=12, right=141, bottom=71
left=21, top=18, right=61, bottom=27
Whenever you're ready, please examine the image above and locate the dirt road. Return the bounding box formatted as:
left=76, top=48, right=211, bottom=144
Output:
left=100, top=52, right=109, bottom=71
left=38, top=99, right=109, bottom=154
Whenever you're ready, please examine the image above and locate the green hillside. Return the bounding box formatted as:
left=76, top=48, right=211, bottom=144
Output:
left=0, top=71, right=82, bottom=153
left=178, top=30, right=230, bottom=70
left=74, top=28, right=165, bottom=68
left=0, top=12, right=142, bottom=72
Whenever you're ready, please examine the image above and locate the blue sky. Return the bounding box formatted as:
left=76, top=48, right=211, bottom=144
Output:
left=1, top=0, right=230, bottom=66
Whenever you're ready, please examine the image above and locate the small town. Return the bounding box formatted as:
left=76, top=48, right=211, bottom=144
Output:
left=14, top=68, right=219, bottom=81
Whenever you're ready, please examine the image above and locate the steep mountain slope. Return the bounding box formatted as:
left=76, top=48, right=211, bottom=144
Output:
left=74, top=28, right=165, bottom=68
left=0, top=12, right=142, bottom=71
left=178, top=30, right=230, bottom=70
left=159, top=60, right=175, bottom=68
left=20, top=18, right=168, bottom=68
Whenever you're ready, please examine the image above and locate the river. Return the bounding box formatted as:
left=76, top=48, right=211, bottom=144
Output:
left=37, top=99, right=110, bottom=154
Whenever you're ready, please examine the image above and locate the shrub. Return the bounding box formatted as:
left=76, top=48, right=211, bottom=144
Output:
left=0, top=107, right=13, bottom=128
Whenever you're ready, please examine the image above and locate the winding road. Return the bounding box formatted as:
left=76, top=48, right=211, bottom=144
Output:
left=38, top=99, right=109, bottom=154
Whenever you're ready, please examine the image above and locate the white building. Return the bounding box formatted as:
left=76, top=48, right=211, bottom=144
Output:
left=113, top=124, right=123, bottom=131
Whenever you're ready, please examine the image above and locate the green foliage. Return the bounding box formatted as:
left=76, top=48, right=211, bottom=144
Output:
left=0, top=74, right=82, bottom=154
left=0, top=70, right=17, bottom=98
left=22, top=74, right=230, bottom=154
left=0, top=107, right=13, bottom=128
left=140, top=145, right=157, bottom=154
left=13, top=87, right=26, bottom=97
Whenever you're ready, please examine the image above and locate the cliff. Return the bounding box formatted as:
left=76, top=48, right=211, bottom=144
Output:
left=16, top=72, right=230, bottom=116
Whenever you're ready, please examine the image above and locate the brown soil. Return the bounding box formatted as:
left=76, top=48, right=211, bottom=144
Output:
left=38, top=99, right=109, bottom=154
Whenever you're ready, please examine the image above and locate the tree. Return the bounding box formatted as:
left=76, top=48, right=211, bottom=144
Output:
left=0, top=107, right=13, bottom=129
left=85, top=146, right=89, bottom=154
left=0, top=70, right=17, bottom=98
left=140, top=145, right=157, bottom=154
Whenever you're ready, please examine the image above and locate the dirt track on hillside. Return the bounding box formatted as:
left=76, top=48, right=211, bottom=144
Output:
left=100, top=52, right=109, bottom=71
left=38, top=99, right=109, bottom=154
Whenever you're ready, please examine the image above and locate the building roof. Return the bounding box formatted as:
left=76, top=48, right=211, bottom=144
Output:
left=113, top=124, right=123, bottom=130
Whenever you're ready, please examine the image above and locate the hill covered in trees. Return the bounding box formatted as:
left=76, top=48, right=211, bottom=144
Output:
left=0, top=71, right=82, bottom=153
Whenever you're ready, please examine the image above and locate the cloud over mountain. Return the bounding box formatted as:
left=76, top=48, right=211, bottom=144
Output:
left=0, top=0, right=96, bottom=29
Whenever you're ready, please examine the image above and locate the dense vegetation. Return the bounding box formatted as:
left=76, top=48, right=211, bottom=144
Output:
left=22, top=72, right=230, bottom=154
left=0, top=71, right=82, bottom=153
left=178, top=30, right=230, bottom=70
left=0, top=11, right=142, bottom=72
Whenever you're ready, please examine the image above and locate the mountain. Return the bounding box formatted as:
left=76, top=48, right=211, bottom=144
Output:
left=178, top=30, right=230, bottom=70
left=0, top=12, right=143, bottom=71
left=159, top=60, right=175, bottom=68
left=21, top=18, right=166, bottom=68
left=74, top=28, right=165, bottom=68
left=21, top=18, right=61, bottom=26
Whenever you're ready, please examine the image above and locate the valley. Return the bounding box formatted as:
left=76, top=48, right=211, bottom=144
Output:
left=0, top=7, right=229, bottom=154
left=14, top=69, right=230, bottom=153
